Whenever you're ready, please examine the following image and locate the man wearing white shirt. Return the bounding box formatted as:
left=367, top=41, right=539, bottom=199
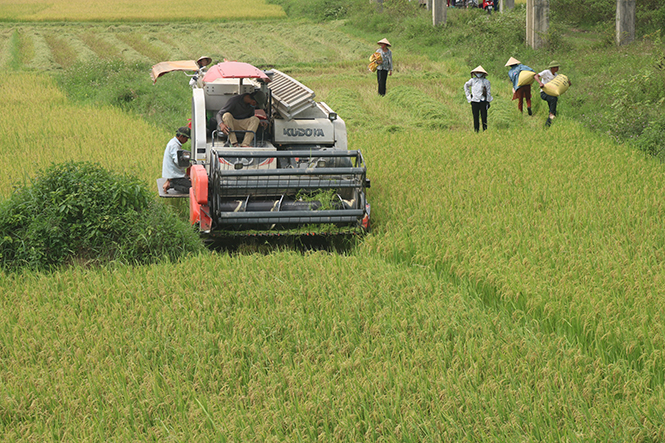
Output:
left=535, top=60, right=572, bottom=127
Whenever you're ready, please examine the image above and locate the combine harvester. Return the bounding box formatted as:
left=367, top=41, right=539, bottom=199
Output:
left=152, top=57, right=370, bottom=244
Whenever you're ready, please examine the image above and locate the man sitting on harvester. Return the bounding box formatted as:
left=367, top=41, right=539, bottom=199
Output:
left=215, top=90, right=267, bottom=147
left=161, top=126, right=191, bottom=194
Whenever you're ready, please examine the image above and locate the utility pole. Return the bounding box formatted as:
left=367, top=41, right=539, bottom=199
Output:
left=526, top=0, right=548, bottom=49
left=433, top=0, right=446, bottom=25
left=501, top=0, right=514, bottom=12
left=616, top=0, right=635, bottom=45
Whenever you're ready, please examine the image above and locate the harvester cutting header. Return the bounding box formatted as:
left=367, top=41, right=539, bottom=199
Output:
left=152, top=57, right=370, bottom=239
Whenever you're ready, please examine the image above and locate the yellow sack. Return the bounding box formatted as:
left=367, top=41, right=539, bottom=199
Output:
left=517, top=70, right=536, bottom=87
left=542, top=74, right=570, bottom=97
left=368, top=52, right=383, bottom=72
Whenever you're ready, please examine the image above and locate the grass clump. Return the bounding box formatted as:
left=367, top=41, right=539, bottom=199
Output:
left=0, top=162, right=204, bottom=271
left=388, top=85, right=450, bottom=130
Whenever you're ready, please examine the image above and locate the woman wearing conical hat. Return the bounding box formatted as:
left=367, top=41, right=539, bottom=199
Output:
left=375, top=38, right=393, bottom=96
left=463, top=66, right=493, bottom=132
left=505, top=57, right=536, bottom=115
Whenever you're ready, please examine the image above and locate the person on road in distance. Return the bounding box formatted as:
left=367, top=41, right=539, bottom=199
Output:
left=534, top=60, right=572, bottom=127
left=162, top=126, right=191, bottom=194
left=464, top=65, right=493, bottom=132
left=506, top=56, right=535, bottom=115
left=375, top=38, right=393, bottom=96
left=215, top=90, right=267, bottom=147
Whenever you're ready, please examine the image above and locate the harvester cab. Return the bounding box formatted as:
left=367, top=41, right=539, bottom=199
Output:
left=152, top=58, right=370, bottom=239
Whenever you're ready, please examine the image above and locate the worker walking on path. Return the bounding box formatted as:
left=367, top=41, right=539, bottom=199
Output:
left=535, top=60, right=573, bottom=127
left=506, top=57, right=535, bottom=115
left=161, top=126, right=191, bottom=194
left=375, top=38, right=393, bottom=96
left=464, top=65, right=493, bottom=132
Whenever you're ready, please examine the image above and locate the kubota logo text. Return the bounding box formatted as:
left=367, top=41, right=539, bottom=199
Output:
left=283, top=128, right=325, bottom=137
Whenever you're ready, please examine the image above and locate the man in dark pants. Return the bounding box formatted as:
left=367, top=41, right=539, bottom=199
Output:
left=464, top=66, right=493, bottom=132
left=535, top=61, right=572, bottom=127
left=161, top=126, right=191, bottom=194
left=374, top=38, right=393, bottom=96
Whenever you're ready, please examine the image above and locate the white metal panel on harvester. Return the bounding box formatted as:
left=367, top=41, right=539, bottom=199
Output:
left=192, top=88, right=208, bottom=161
left=268, top=70, right=316, bottom=120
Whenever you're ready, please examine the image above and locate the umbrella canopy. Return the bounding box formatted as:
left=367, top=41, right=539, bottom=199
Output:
left=202, top=61, right=271, bottom=83
left=151, top=60, right=199, bottom=84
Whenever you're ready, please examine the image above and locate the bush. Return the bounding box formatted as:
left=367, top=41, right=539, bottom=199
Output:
left=0, top=162, right=204, bottom=271
left=605, top=62, right=665, bottom=147
left=634, top=115, right=665, bottom=160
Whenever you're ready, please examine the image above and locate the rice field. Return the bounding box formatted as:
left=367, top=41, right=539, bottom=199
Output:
left=0, top=22, right=370, bottom=71
left=0, top=0, right=285, bottom=21
left=2, top=13, right=665, bottom=443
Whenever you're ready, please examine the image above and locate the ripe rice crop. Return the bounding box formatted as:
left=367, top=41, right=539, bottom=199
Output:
left=0, top=73, right=166, bottom=190
left=1, top=252, right=664, bottom=440
left=0, top=0, right=285, bottom=21
left=2, top=17, right=665, bottom=442
left=357, top=125, right=665, bottom=389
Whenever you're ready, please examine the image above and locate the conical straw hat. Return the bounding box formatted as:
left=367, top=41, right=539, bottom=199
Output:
left=471, top=65, right=488, bottom=75
left=377, top=38, right=391, bottom=47
left=505, top=57, right=520, bottom=67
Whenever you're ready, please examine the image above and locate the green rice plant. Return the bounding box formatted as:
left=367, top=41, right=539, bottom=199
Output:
left=295, top=188, right=339, bottom=211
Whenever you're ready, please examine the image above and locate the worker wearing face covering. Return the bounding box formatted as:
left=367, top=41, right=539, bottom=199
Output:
left=464, top=66, right=493, bottom=132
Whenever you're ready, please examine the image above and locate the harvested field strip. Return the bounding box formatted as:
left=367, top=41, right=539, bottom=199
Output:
left=14, top=30, right=34, bottom=68
left=0, top=31, right=10, bottom=69
left=80, top=32, right=123, bottom=60
left=0, top=22, right=375, bottom=71
left=115, top=33, right=169, bottom=63
left=43, top=33, right=78, bottom=67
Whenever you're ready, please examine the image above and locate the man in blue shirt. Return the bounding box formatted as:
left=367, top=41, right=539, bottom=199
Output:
left=161, top=126, right=191, bottom=194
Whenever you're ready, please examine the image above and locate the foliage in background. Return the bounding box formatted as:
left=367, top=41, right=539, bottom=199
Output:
left=551, top=0, right=665, bottom=34
left=0, top=162, right=204, bottom=271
